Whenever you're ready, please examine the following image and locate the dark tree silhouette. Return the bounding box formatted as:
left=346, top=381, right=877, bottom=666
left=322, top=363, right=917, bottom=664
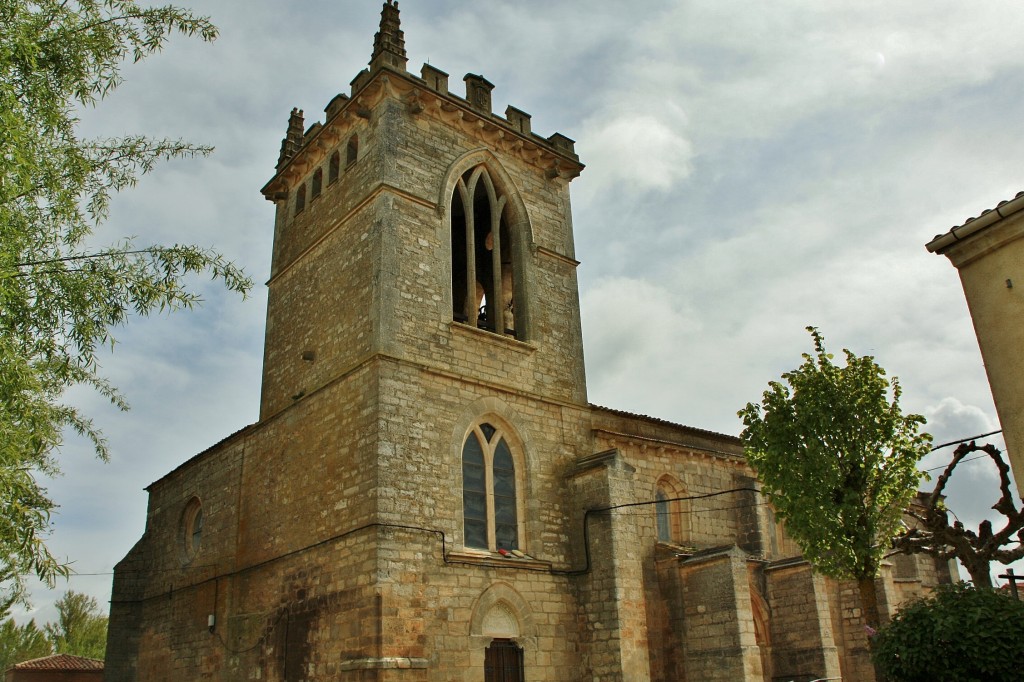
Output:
left=892, top=441, right=1024, bottom=588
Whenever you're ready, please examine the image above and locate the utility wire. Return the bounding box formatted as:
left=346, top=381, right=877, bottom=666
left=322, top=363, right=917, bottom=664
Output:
left=923, top=429, right=1004, bottom=472
left=930, top=429, right=1002, bottom=452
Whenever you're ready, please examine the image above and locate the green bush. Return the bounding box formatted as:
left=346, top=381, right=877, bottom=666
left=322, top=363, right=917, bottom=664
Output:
left=872, top=582, right=1024, bottom=681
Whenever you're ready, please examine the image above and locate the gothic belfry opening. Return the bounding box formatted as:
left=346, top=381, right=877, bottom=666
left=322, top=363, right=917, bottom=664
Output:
left=451, top=166, right=516, bottom=335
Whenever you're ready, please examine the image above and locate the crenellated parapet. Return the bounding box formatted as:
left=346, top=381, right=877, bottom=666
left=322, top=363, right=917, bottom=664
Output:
left=262, top=68, right=582, bottom=202
left=261, top=2, right=581, bottom=203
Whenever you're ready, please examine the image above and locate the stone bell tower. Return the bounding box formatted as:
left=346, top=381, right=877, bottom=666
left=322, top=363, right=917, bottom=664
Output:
left=258, top=0, right=587, bottom=422
left=108, top=3, right=620, bottom=680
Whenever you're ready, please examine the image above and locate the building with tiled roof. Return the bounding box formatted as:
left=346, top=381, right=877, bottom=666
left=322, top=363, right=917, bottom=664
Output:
left=927, top=191, right=1024, bottom=496
left=5, top=654, right=103, bottom=682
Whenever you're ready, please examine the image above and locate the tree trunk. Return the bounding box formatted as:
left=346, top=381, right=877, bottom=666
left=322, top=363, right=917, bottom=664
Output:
left=964, top=559, right=993, bottom=589
left=858, top=576, right=881, bottom=630
left=858, top=576, right=886, bottom=681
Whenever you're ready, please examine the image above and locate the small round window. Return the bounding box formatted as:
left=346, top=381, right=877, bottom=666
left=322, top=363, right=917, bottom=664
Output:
left=182, top=497, right=203, bottom=562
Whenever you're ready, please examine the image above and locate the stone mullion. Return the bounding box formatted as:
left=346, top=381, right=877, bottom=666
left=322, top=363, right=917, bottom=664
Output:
left=458, top=178, right=477, bottom=326
left=484, top=439, right=496, bottom=551
left=489, top=196, right=502, bottom=333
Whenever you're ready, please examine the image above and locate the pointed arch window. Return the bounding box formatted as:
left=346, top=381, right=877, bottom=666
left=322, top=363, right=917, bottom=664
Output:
left=328, top=151, right=340, bottom=184
left=462, top=422, right=521, bottom=551
left=311, top=168, right=323, bottom=200
left=655, top=488, right=672, bottom=542
left=181, top=497, right=203, bottom=563
left=346, top=135, right=359, bottom=168
left=451, top=166, right=518, bottom=336
left=655, top=476, right=690, bottom=545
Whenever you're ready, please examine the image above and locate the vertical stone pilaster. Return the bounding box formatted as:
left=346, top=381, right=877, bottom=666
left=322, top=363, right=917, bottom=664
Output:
left=766, top=559, right=842, bottom=682
left=569, top=449, right=652, bottom=682
left=678, top=547, right=763, bottom=682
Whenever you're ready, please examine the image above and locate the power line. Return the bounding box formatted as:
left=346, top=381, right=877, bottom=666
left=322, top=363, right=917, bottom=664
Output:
left=922, top=453, right=991, bottom=473
left=923, top=430, right=1004, bottom=472
left=930, top=429, right=1002, bottom=452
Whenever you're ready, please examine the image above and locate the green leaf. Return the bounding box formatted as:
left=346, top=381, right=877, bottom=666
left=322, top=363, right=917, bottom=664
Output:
left=0, top=0, right=251, bottom=606
left=738, top=327, right=931, bottom=598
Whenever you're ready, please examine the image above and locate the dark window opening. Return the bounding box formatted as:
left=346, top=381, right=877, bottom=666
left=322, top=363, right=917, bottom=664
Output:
left=656, top=489, right=671, bottom=542
left=485, top=639, right=524, bottom=682
left=451, top=167, right=517, bottom=337
left=311, top=168, right=323, bottom=199
left=191, top=508, right=203, bottom=553
left=295, top=183, right=306, bottom=214
left=328, top=151, right=340, bottom=184
left=493, top=441, right=517, bottom=550
left=462, top=432, right=488, bottom=550
left=346, top=135, right=358, bottom=167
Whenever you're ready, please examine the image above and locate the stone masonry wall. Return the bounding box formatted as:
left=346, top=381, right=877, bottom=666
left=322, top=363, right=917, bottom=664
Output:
left=678, top=548, right=763, bottom=682
left=764, top=561, right=841, bottom=682
left=262, top=82, right=588, bottom=420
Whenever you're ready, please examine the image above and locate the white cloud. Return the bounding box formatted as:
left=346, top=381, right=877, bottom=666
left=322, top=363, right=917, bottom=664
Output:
left=576, top=108, right=695, bottom=198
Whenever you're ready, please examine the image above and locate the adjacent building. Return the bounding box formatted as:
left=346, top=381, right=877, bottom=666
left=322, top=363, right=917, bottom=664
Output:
left=6, top=654, right=103, bottom=682
left=106, top=3, right=954, bottom=680
left=926, top=192, right=1024, bottom=495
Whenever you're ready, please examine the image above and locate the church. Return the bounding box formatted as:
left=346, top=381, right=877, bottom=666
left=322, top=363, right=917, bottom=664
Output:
left=105, top=4, right=954, bottom=680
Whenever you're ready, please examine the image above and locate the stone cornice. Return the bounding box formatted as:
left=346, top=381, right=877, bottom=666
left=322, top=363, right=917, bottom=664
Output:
left=262, top=66, right=584, bottom=201
left=590, top=427, right=748, bottom=467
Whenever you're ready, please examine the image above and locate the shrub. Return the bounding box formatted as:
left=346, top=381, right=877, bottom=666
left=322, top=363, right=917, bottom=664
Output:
left=872, top=582, right=1024, bottom=681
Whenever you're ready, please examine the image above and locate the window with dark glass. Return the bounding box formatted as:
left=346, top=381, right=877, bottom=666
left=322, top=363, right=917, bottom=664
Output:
left=191, top=507, right=203, bottom=553
left=182, top=497, right=203, bottom=562
left=328, top=151, right=340, bottom=184
left=451, top=166, right=517, bottom=337
left=656, top=488, right=671, bottom=542
left=346, top=135, right=358, bottom=167
left=462, top=422, right=519, bottom=551
left=655, top=477, right=689, bottom=545
left=311, top=168, right=323, bottom=199
left=295, top=182, right=306, bottom=214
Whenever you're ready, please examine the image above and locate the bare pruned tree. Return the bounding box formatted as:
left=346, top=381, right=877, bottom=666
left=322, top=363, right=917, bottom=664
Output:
left=892, top=441, right=1024, bottom=588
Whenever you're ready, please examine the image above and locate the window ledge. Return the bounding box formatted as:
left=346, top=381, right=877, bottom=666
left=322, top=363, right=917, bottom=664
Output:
left=450, top=321, right=535, bottom=355
left=446, top=549, right=551, bottom=570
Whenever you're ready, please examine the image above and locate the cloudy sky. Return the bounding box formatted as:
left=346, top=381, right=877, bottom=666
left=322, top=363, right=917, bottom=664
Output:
left=15, top=0, right=1024, bottom=624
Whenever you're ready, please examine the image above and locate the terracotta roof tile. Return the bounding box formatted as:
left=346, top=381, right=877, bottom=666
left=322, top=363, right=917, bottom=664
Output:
left=10, top=654, right=104, bottom=671
left=946, top=190, right=1024, bottom=234
left=589, top=403, right=741, bottom=443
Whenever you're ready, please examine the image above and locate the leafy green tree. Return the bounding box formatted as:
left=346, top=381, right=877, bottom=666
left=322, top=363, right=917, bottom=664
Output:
left=738, top=327, right=932, bottom=628
left=0, top=1, right=252, bottom=606
left=872, top=582, right=1024, bottom=681
left=0, top=616, right=50, bottom=672
left=44, top=591, right=106, bottom=659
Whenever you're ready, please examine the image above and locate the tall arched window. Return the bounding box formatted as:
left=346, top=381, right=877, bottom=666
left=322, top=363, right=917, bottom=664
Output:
left=462, top=422, right=521, bottom=551
left=655, top=476, right=690, bottom=545
left=311, top=168, right=323, bottom=199
left=328, top=151, right=340, bottom=184
left=346, top=135, right=359, bottom=167
left=655, top=488, right=672, bottom=542
left=451, top=166, right=516, bottom=336
left=181, top=497, right=203, bottom=563
left=295, top=182, right=306, bottom=215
